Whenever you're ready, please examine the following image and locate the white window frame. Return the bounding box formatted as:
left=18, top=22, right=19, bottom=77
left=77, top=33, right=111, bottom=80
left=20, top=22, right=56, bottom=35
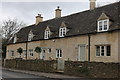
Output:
left=56, top=49, right=62, bottom=58
left=59, top=27, right=66, bottom=37
left=44, top=30, right=50, bottom=39
left=96, top=45, right=111, bottom=57
left=29, top=49, right=33, bottom=56
left=98, top=19, right=109, bottom=32
left=11, top=50, right=14, bottom=56
left=28, top=33, right=33, bottom=41
left=13, top=35, right=17, bottom=43
left=48, top=48, right=51, bottom=53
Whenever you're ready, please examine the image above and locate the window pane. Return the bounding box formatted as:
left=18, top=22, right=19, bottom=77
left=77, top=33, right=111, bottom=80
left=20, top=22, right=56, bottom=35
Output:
left=48, top=48, right=51, bottom=53
left=99, top=22, right=102, bottom=31
left=60, top=50, right=62, bottom=54
left=99, top=26, right=102, bottom=31
left=48, top=31, right=50, bottom=38
left=29, top=49, right=33, bottom=56
left=63, top=28, right=66, bottom=35
left=104, top=21, right=107, bottom=30
left=107, top=46, right=111, bottom=56
left=11, top=51, right=14, bottom=56
left=101, top=46, right=104, bottom=56
left=56, top=50, right=58, bottom=58
left=57, top=53, right=59, bottom=58
left=43, top=50, right=45, bottom=53
left=59, top=28, right=66, bottom=37
left=60, top=28, right=63, bottom=36
left=60, top=53, right=62, bottom=57
left=96, top=46, right=100, bottom=56
left=63, top=31, right=66, bottom=36
left=57, top=50, right=59, bottom=54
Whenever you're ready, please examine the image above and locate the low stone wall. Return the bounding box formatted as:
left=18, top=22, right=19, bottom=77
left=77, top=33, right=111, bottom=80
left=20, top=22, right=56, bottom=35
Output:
left=65, top=61, right=119, bottom=78
left=4, top=59, right=120, bottom=78
left=5, top=59, right=57, bottom=73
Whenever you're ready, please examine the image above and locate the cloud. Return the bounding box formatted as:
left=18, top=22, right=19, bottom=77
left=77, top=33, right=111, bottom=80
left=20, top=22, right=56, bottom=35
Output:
left=1, top=2, right=89, bottom=25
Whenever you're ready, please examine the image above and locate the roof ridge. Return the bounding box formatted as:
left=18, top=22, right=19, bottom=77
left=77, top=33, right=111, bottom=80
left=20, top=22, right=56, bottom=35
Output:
left=39, top=1, right=119, bottom=23
left=20, top=1, right=119, bottom=30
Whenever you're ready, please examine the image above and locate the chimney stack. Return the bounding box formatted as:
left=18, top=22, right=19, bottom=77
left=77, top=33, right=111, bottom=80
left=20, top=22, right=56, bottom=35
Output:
left=90, top=0, right=96, bottom=10
left=36, top=14, right=43, bottom=25
left=55, top=6, right=61, bottom=18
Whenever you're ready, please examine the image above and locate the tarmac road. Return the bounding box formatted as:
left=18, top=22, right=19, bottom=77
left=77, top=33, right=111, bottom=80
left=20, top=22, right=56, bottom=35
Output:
left=2, top=69, right=56, bottom=80
left=2, top=69, right=115, bottom=80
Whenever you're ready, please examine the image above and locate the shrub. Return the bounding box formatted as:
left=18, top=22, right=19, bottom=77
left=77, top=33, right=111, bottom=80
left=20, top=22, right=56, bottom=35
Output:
left=17, top=48, right=23, bottom=55
left=35, top=47, right=42, bottom=53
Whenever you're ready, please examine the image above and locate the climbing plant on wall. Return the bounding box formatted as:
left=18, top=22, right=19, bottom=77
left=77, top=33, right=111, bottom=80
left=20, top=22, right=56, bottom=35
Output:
left=17, top=47, right=23, bottom=55
left=35, top=47, right=42, bottom=59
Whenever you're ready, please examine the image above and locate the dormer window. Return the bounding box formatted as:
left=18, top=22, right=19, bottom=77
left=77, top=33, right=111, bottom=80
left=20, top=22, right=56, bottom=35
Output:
left=13, top=35, right=17, bottom=43
left=44, top=30, right=50, bottom=39
left=97, top=13, right=110, bottom=32
left=59, top=27, right=66, bottom=37
left=28, top=31, right=33, bottom=41
left=44, top=26, right=51, bottom=39
left=98, top=19, right=109, bottom=32
left=59, top=22, right=67, bottom=37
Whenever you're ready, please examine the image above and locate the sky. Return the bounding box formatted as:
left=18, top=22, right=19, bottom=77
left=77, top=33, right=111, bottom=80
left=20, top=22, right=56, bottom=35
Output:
left=0, top=0, right=119, bottom=26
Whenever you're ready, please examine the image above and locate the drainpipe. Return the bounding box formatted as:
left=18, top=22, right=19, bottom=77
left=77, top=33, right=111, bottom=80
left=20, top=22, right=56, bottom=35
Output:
left=88, top=34, right=91, bottom=62
left=26, top=41, right=28, bottom=60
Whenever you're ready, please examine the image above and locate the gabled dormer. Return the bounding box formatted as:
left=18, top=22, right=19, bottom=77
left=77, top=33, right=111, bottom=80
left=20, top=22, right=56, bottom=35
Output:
left=28, top=30, right=34, bottom=41
left=97, top=13, right=109, bottom=32
left=13, top=34, right=17, bottom=43
left=44, top=26, right=51, bottom=39
left=59, top=22, right=67, bottom=37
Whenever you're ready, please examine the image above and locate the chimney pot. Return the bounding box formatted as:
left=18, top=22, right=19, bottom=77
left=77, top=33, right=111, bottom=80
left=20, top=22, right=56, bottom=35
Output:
left=55, top=6, right=61, bottom=18
left=35, top=14, right=43, bottom=25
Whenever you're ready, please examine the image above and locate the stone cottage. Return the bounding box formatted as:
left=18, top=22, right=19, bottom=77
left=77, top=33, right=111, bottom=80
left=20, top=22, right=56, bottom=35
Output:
left=6, top=0, right=120, bottom=62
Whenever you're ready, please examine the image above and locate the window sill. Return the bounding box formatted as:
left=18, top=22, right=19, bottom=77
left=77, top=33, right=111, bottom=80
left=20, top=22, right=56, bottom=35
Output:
left=96, top=56, right=111, bottom=57
left=97, top=30, right=108, bottom=32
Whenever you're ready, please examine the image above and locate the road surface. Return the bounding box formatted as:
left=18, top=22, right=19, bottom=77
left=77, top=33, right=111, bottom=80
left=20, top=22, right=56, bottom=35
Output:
left=2, top=69, right=56, bottom=80
left=2, top=69, right=111, bottom=80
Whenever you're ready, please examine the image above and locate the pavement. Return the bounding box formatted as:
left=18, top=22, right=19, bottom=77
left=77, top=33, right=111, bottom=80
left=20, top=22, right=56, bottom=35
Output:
left=2, top=68, right=81, bottom=79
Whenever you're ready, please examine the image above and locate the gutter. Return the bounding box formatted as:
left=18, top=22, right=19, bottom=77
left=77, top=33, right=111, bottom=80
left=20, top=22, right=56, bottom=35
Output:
left=88, top=34, right=91, bottom=62
left=26, top=41, right=28, bottom=60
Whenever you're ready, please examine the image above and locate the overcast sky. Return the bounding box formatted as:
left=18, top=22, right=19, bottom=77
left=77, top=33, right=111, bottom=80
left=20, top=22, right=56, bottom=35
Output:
left=0, top=0, right=118, bottom=26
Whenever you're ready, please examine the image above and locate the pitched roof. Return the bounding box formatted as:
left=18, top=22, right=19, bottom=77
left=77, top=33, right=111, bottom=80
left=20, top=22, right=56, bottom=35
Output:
left=8, top=2, right=120, bottom=44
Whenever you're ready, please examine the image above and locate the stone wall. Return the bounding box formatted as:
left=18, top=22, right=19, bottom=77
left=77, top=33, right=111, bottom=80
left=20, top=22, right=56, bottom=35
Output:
left=5, top=59, right=57, bottom=73
left=64, top=61, right=119, bottom=78
left=4, top=59, right=120, bottom=78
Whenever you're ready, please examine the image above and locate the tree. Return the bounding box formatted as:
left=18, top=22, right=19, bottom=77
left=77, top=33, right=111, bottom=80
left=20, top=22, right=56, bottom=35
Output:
left=2, top=18, right=26, bottom=40
left=1, top=18, right=26, bottom=59
left=35, top=47, right=42, bottom=59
